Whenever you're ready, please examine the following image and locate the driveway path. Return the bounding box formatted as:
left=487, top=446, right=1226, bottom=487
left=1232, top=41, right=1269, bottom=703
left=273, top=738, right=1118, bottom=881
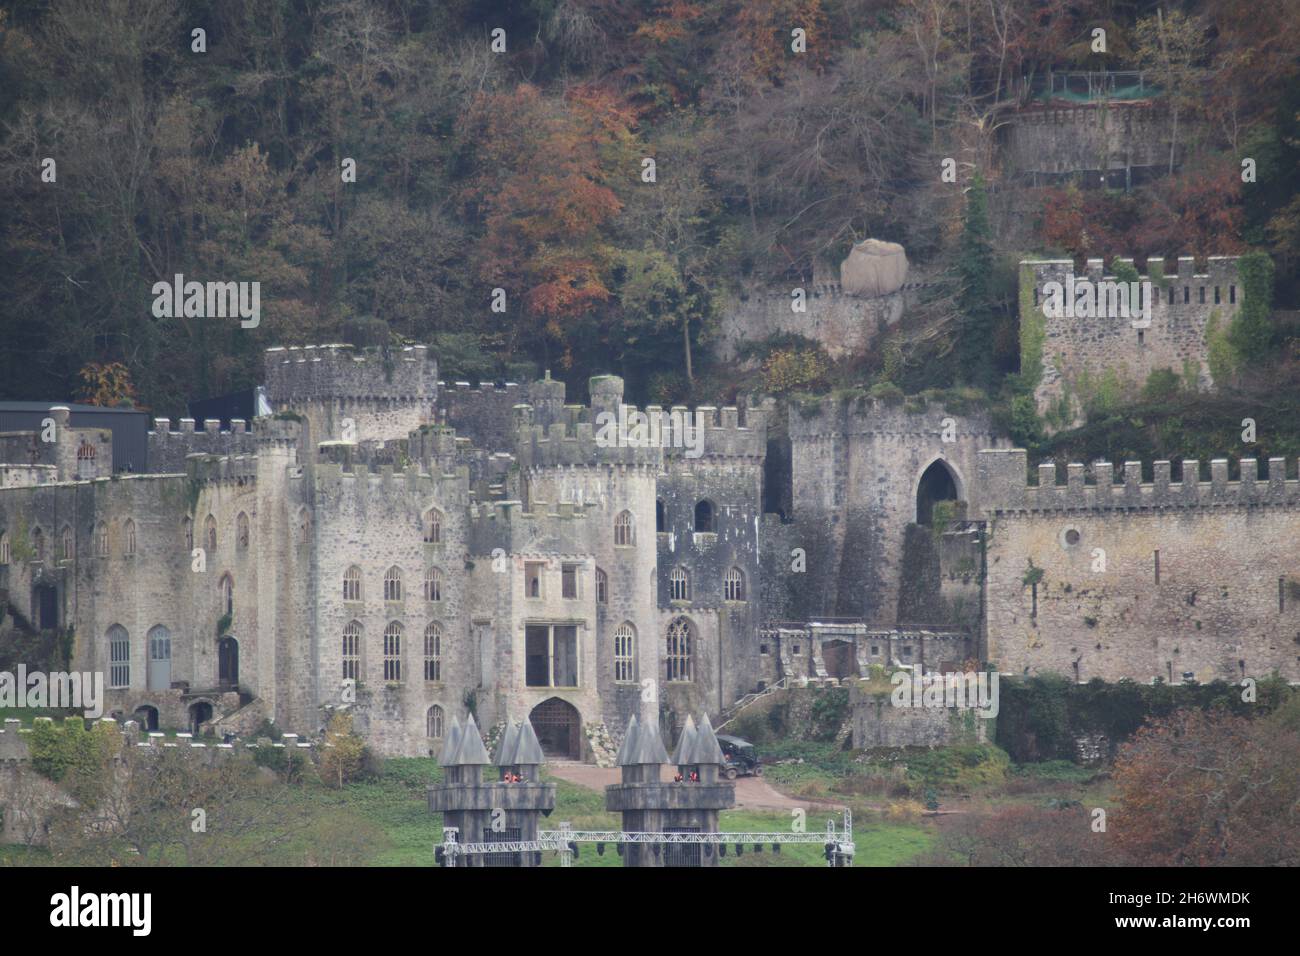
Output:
left=546, top=760, right=846, bottom=812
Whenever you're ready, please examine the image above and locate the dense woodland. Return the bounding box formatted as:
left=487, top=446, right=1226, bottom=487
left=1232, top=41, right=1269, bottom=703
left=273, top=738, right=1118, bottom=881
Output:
left=1, top=0, right=1298, bottom=430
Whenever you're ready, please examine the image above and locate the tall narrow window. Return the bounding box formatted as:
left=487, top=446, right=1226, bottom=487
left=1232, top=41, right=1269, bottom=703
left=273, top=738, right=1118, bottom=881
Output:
left=205, top=515, right=217, bottom=551
left=424, top=622, right=442, bottom=681
left=123, top=519, right=136, bottom=556
left=220, top=574, right=234, bottom=616
left=96, top=522, right=109, bottom=557
left=32, top=527, right=44, bottom=562
left=236, top=512, right=250, bottom=549
left=724, top=567, right=745, bottom=601
left=666, top=618, right=693, bottom=682
left=562, top=562, right=580, bottom=599
left=595, top=567, right=608, bottom=605
left=342, top=622, right=361, bottom=681
left=384, top=566, right=403, bottom=602
left=694, top=500, right=715, bottom=533
left=423, top=508, right=443, bottom=544
left=524, top=562, right=544, bottom=598
left=670, top=566, right=690, bottom=601
left=656, top=499, right=666, bottom=532
left=1154, top=549, right=1161, bottom=584
left=183, top=517, right=193, bottom=552
left=424, top=567, right=442, bottom=602
left=614, top=624, right=636, bottom=683
left=383, top=622, right=403, bottom=682
left=427, top=704, right=444, bottom=739
left=343, top=566, right=362, bottom=602
left=108, top=625, right=130, bottom=689
left=1280, top=577, right=1286, bottom=614
left=0, top=532, right=9, bottom=565
left=614, top=510, right=634, bottom=546
left=60, top=526, right=74, bottom=561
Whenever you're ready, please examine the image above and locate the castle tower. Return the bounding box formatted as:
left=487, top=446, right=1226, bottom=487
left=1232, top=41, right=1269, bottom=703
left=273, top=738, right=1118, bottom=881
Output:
left=263, top=344, right=437, bottom=445
left=428, top=715, right=556, bottom=867
left=604, top=714, right=734, bottom=867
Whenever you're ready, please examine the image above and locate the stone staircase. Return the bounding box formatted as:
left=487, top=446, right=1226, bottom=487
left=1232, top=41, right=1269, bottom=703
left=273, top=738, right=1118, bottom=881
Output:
left=715, top=677, right=789, bottom=733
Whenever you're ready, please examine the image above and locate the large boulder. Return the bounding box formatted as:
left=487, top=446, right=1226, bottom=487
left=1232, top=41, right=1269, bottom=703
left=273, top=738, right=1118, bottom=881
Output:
left=840, top=239, right=909, bottom=297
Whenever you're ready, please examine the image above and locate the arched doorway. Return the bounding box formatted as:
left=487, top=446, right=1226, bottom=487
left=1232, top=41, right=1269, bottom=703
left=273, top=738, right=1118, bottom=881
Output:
left=133, top=705, right=159, bottom=732
left=147, top=625, right=172, bottom=691
left=189, top=701, right=213, bottom=735
left=916, top=459, right=959, bottom=526
left=218, top=637, right=239, bottom=688
left=529, top=698, right=581, bottom=759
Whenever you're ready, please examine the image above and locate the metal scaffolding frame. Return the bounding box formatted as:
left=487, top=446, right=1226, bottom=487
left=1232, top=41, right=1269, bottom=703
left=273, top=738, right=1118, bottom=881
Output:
left=437, top=810, right=855, bottom=867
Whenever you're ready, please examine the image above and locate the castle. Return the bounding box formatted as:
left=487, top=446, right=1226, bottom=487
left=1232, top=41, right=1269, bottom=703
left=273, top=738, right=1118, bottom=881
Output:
left=2, top=298, right=1297, bottom=759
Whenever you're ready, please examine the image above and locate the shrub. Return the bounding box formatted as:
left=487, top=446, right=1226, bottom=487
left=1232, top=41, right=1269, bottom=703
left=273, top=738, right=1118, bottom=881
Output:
left=1141, top=367, right=1182, bottom=402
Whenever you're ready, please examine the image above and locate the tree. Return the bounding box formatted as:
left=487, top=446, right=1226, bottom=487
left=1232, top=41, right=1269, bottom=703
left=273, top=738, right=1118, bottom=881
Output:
left=319, top=712, right=366, bottom=789
left=1111, top=704, right=1300, bottom=865
left=457, top=84, right=635, bottom=369
left=1134, top=9, right=1210, bottom=175
left=49, top=745, right=309, bottom=866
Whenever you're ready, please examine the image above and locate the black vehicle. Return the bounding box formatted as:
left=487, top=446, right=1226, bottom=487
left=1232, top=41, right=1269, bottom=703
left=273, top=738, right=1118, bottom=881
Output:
left=716, top=734, right=762, bottom=780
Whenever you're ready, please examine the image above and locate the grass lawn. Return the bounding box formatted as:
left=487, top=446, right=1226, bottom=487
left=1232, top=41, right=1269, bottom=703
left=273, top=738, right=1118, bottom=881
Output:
left=5, top=745, right=1109, bottom=867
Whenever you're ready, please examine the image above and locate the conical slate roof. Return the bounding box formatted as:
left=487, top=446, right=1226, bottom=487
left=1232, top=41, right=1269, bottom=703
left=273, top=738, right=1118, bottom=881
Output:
left=693, top=713, right=725, bottom=765
left=671, top=714, right=698, bottom=765
left=615, top=714, right=669, bottom=766
left=494, top=719, right=520, bottom=766
left=438, top=716, right=462, bottom=765
left=446, top=713, right=491, bottom=766
left=513, top=719, right=545, bottom=765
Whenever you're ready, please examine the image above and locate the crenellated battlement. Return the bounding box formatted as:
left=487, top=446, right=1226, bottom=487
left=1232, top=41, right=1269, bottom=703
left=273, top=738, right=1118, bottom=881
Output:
left=467, top=499, right=603, bottom=556
left=514, top=403, right=765, bottom=467
left=976, top=447, right=1300, bottom=514
left=264, top=344, right=437, bottom=403
left=787, top=391, right=999, bottom=441
left=1024, top=255, right=1243, bottom=294
left=149, top=416, right=258, bottom=471
left=437, top=380, right=524, bottom=396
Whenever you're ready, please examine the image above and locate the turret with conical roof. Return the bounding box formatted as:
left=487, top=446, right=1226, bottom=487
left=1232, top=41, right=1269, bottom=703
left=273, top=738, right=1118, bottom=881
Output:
left=428, top=713, right=556, bottom=867
left=605, top=713, right=735, bottom=867
left=496, top=718, right=546, bottom=782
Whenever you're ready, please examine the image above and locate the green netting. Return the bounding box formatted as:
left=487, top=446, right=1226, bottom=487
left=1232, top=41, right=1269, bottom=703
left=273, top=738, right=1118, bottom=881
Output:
left=1035, top=83, right=1157, bottom=103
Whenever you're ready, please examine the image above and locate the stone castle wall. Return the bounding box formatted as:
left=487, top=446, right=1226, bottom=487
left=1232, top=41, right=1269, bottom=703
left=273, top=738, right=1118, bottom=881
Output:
left=1001, top=102, right=1176, bottom=186
left=782, top=395, right=1009, bottom=628
left=715, top=281, right=926, bottom=361
left=263, top=344, right=438, bottom=444
left=1024, top=256, right=1242, bottom=424
left=980, top=449, right=1300, bottom=684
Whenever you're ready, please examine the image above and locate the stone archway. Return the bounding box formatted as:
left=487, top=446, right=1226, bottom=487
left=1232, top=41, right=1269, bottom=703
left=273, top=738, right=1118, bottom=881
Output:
left=218, top=636, right=239, bottom=688
left=916, top=459, right=959, bottom=526
left=529, top=698, right=581, bottom=759
left=133, top=705, right=160, bottom=732
left=189, top=701, right=213, bottom=735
